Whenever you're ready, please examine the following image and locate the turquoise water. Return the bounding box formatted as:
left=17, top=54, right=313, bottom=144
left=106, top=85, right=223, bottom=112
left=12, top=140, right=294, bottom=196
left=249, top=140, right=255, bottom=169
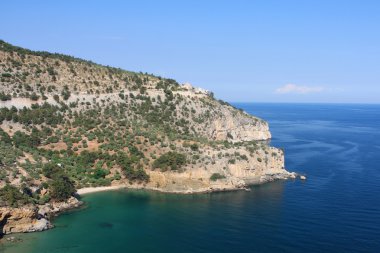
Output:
left=2, top=103, right=380, bottom=253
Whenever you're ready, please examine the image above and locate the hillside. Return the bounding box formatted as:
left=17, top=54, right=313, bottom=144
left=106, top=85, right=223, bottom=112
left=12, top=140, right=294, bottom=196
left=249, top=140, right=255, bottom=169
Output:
left=0, top=40, right=295, bottom=235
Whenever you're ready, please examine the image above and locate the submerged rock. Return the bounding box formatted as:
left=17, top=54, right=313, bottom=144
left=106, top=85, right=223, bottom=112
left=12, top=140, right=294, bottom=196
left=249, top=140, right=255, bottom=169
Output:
left=98, top=222, right=113, bottom=229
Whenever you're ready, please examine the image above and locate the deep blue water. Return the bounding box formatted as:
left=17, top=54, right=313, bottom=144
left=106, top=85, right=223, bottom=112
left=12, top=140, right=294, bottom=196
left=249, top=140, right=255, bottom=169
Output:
left=2, top=103, right=380, bottom=253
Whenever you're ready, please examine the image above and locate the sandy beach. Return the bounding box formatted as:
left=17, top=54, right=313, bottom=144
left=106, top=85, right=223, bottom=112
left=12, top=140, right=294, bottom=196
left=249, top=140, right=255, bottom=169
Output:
left=76, top=185, right=126, bottom=195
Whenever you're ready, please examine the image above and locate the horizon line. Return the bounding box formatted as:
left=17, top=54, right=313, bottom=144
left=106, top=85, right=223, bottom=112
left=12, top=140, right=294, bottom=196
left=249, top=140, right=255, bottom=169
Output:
left=228, top=101, right=380, bottom=105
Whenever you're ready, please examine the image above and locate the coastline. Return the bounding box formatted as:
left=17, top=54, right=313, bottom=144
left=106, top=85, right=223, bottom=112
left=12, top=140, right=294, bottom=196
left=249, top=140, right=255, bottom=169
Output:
left=76, top=172, right=300, bottom=196
left=1, top=173, right=300, bottom=242
left=76, top=185, right=127, bottom=195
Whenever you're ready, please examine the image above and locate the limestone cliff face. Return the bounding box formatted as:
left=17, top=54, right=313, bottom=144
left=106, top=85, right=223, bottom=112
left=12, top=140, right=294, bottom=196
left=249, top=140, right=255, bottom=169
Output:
left=144, top=145, right=294, bottom=193
left=0, top=197, right=81, bottom=235
left=171, top=88, right=272, bottom=142
left=209, top=111, right=271, bottom=142
left=0, top=206, right=50, bottom=234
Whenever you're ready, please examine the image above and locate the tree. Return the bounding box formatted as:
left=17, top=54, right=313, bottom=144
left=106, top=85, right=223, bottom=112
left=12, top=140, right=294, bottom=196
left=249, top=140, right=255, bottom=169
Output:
left=93, top=168, right=109, bottom=179
left=42, top=163, right=61, bottom=178
left=0, top=184, right=30, bottom=207
left=49, top=175, right=76, bottom=201
left=30, top=92, right=40, bottom=101
left=153, top=152, right=186, bottom=171
left=0, top=92, right=11, bottom=101
left=0, top=128, right=12, bottom=144
left=12, top=129, right=41, bottom=148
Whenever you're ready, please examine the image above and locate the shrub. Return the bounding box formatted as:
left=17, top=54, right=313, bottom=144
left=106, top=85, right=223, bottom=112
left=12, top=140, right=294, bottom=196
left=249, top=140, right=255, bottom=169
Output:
left=30, top=92, right=40, bottom=101
left=153, top=152, right=186, bottom=171
left=190, top=143, right=199, bottom=151
left=61, top=90, right=71, bottom=100
left=1, top=73, right=12, bottom=78
left=92, top=168, right=109, bottom=179
left=0, top=128, right=12, bottom=144
left=53, top=94, right=60, bottom=102
left=0, top=184, right=30, bottom=207
left=240, top=154, right=248, bottom=161
left=228, top=159, right=236, bottom=164
left=210, top=173, right=226, bottom=181
left=0, top=92, right=11, bottom=101
left=12, top=130, right=41, bottom=147
left=124, top=167, right=149, bottom=182
left=42, top=163, right=61, bottom=178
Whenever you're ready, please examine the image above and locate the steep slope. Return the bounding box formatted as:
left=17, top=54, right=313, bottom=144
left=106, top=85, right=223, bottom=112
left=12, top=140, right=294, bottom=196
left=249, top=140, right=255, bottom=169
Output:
left=0, top=40, right=295, bottom=234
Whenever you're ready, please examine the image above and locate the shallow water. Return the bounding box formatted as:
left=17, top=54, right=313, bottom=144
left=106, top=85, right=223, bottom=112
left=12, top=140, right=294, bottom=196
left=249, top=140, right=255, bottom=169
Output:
left=2, top=103, right=380, bottom=253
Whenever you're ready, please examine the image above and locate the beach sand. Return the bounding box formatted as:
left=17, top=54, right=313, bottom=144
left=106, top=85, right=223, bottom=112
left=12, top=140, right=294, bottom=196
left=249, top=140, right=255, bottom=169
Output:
left=76, top=185, right=126, bottom=195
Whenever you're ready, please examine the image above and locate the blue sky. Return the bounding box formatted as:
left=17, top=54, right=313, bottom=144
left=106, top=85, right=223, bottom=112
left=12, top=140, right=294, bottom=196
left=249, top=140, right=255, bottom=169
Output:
left=1, top=0, right=379, bottom=103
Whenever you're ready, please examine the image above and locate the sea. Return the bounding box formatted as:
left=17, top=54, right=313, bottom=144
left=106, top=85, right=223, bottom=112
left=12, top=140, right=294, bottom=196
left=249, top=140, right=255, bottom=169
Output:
left=2, top=103, right=380, bottom=253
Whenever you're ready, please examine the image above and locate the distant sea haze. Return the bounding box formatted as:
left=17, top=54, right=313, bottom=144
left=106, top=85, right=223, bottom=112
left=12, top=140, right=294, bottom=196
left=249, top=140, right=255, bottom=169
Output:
left=3, top=103, right=380, bottom=253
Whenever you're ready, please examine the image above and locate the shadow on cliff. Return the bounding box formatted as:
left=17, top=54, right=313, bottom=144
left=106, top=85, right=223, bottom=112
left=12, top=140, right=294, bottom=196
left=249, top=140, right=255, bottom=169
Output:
left=0, top=214, right=9, bottom=239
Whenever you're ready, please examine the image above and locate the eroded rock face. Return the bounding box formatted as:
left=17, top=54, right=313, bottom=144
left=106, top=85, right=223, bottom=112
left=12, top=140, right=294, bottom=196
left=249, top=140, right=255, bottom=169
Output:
left=210, top=114, right=271, bottom=142
left=186, top=98, right=272, bottom=142
left=0, top=206, right=50, bottom=234
left=0, top=197, right=81, bottom=235
left=210, top=117, right=271, bottom=142
left=38, top=197, right=82, bottom=217
left=144, top=146, right=293, bottom=193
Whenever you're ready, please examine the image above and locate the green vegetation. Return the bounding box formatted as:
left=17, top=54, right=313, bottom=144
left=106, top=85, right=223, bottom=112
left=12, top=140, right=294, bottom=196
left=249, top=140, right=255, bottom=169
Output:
left=190, top=143, right=199, bottom=151
left=210, top=173, right=226, bottom=181
left=0, top=92, right=11, bottom=101
left=49, top=176, right=76, bottom=201
left=30, top=92, right=40, bottom=101
left=42, top=163, right=62, bottom=178
left=0, top=184, right=31, bottom=207
left=61, top=89, right=71, bottom=100
left=0, top=40, right=274, bottom=209
left=153, top=152, right=186, bottom=171
left=1, top=73, right=12, bottom=78
left=41, top=162, right=76, bottom=201
left=0, top=103, right=63, bottom=126
left=124, top=167, right=149, bottom=182
left=0, top=40, right=97, bottom=65
left=228, top=159, right=236, bottom=164
left=93, top=168, right=109, bottom=179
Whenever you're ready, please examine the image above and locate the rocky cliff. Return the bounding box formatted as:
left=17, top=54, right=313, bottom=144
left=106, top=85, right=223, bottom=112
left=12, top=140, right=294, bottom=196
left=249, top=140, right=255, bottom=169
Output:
left=0, top=40, right=295, bottom=236
left=0, top=205, right=49, bottom=234
left=144, top=143, right=294, bottom=193
left=0, top=197, right=81, bottom=235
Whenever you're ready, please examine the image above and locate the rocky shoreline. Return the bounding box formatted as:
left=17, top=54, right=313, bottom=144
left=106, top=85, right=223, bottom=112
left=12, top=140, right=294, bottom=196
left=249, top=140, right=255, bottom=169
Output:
left=1, top=172, right=304, bottom=240
left=0, top=197, right=82, bottom=238
left=0, top=40, right=306, bottom=241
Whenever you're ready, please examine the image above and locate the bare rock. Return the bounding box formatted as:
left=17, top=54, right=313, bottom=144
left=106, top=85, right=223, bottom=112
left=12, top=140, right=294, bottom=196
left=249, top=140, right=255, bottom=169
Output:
left=0, top=205, right=51, bottom=234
